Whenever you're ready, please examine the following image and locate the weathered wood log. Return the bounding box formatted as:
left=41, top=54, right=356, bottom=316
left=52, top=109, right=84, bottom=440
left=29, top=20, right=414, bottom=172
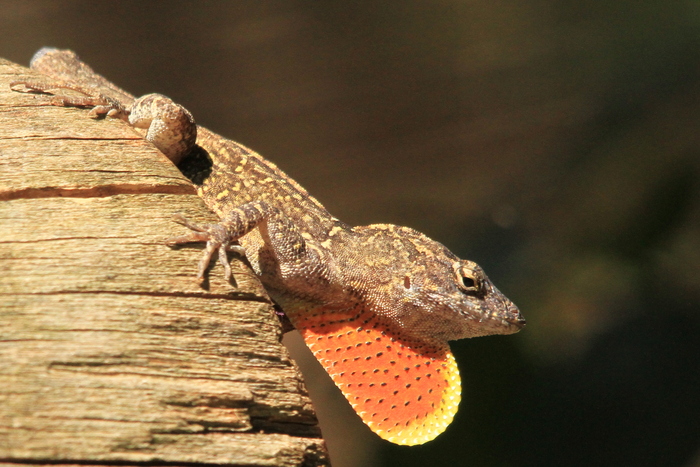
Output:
left=0, top=57, right=328, bottom=466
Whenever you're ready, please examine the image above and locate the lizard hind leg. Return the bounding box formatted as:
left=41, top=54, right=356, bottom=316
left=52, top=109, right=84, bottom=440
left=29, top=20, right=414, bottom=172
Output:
left=128, top=93, right=196, bottom=164
left=9, top=79, right=128, bottom=119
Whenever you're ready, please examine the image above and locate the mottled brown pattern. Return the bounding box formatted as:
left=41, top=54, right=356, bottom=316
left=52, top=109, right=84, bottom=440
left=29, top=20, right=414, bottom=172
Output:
left=13, top=47, right=525, bottom=445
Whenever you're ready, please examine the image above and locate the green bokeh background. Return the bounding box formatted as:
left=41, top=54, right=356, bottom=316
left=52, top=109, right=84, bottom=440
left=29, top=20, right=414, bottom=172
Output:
left=2, top=2, right=699, bottom=466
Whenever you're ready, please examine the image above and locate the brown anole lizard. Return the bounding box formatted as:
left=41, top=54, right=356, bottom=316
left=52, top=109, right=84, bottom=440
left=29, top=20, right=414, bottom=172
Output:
left=11, top=48, right=525, bottom=446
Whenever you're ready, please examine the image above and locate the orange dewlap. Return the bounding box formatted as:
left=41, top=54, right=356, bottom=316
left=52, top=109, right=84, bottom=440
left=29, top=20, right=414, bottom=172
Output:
left=292, top=307, right=461, bottom=445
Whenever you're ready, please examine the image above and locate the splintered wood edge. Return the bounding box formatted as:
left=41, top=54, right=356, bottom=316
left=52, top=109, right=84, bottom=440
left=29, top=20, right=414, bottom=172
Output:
left=0, top=57, right=328, bottom=466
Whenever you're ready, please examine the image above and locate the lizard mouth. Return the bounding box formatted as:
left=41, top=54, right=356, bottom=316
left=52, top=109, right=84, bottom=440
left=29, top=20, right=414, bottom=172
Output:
left=497, top=304, right=526, bottom=332
left=507, top=305, right=526, bottom=327
left=481, top=300, right=525, bottom=334
left=507, top=315, right=526, bottom=329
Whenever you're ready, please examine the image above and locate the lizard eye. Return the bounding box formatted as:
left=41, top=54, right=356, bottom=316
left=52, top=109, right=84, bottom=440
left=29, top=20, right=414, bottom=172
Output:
left=454, top=262, right=483, bottom=296
left=461, top=276, right=476, bottom=289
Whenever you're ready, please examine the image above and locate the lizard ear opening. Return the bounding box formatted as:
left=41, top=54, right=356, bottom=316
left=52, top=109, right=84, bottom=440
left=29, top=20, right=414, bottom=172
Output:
left=403, top=276, right=411, bottom=289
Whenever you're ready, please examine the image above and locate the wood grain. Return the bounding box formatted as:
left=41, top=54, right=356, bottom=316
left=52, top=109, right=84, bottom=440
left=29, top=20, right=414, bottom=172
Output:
left=0, top=57, right=328, bottom=466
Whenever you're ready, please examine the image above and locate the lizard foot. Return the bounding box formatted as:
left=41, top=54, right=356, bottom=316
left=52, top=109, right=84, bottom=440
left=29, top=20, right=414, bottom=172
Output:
left=166, top=214, right=246, bottom=284
left=9, top=80, right=128, bottom=119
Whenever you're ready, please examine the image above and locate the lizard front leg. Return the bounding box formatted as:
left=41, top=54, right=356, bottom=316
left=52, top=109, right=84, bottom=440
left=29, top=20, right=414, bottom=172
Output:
left=166, top=201, right=316, bottom=286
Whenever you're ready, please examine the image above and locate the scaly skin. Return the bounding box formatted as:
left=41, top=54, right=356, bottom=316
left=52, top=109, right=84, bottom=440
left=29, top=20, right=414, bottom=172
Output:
left=12, top=48, right=525, bottom=445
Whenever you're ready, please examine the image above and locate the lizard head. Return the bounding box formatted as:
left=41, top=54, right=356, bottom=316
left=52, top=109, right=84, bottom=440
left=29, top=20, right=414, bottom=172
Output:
left=355, top=225, right=525, bottom=345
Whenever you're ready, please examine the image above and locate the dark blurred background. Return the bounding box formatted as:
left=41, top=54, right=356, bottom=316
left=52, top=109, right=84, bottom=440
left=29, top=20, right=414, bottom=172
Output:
left=2, top=2, right=699, bottom=466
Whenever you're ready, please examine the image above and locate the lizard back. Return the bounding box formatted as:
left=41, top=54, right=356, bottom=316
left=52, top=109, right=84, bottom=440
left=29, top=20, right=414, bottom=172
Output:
left=182, top=127, right=344, bottom=240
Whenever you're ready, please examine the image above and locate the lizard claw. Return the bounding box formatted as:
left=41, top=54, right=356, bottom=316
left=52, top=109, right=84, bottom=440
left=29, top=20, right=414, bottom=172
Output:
left=170, top=213, right=207, bottom=232
left=166, top=214, right=243, bottom=284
